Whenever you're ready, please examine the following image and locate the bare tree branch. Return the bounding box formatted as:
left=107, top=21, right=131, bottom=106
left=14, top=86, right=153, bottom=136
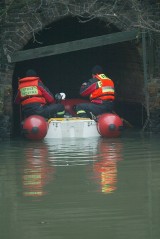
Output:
left=1, top=0, right=160, bottom=39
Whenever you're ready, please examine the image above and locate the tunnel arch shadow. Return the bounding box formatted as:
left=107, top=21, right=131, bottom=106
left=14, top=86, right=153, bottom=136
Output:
left=12, top=16, right=147, bottom=136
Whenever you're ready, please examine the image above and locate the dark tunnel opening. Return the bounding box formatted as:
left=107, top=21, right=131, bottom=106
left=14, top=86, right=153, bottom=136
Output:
left=12, top=17, right=147, bottom=136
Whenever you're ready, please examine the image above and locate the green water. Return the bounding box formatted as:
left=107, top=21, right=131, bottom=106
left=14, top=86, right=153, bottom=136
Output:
left=0, top=130, right=160, bottom=239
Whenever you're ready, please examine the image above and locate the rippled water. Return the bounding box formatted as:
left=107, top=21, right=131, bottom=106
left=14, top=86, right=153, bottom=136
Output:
left=0, top=130, right=160, bottom=239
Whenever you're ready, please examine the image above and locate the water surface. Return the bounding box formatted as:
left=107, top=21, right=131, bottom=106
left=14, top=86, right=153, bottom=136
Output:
left=0, top=130, right=160, bottom=239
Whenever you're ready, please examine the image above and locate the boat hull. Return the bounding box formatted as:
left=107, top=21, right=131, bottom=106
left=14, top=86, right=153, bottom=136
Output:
left=44, top=118, right=100, bottom=139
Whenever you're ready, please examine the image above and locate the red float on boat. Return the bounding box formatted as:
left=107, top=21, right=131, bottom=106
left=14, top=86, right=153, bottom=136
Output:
left=21, top=99, right=123, bottom=140
left=22, top=115, right=48, bottom=140
left=97, top=113, right=123, bottom=138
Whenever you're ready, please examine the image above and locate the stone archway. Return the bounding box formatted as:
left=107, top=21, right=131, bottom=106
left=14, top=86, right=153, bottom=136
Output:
left=0, top=2, right=147, bottom=137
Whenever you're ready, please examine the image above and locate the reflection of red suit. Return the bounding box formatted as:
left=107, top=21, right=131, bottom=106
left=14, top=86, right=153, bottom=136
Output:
left=23, top=146, right=54, bottom=197
left=93, top=140, right=123, bottom=193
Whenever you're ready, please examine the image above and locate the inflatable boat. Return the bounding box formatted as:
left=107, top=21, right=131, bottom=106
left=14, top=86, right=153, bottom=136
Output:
left=21, top=98, right=123, bottom=140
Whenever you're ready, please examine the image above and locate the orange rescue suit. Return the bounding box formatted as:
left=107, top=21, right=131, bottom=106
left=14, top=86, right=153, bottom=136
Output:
left=18, top=76, right=47, bottom=105
left=90, top=74, right=115, bottom=101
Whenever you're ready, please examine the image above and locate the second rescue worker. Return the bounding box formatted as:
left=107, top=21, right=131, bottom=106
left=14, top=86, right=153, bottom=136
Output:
left=76, top=65, right=115, bottom=118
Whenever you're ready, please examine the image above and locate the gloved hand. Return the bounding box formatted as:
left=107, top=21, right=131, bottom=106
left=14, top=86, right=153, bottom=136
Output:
left=55, top=92, right=66, bottom=103
left=59, top=92, right=66, bottom=100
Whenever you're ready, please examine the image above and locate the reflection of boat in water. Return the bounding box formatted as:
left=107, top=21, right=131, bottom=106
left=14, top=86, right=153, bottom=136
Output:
left=22, top=143, right=54, bottom=198
left=90, top=139, right=123, bottom=193
left=44, top=138, right=99, bottom=167
left=21, top=137, right=124, bottom=198
left=45, top=137, right=124, bottom=194
left=21, top=99, right=123, bottom=140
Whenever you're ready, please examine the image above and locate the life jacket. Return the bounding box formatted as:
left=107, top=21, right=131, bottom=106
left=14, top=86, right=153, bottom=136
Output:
left=90, top=74, right=115, bottom=101
left=18, top=76, right=47, bottom=105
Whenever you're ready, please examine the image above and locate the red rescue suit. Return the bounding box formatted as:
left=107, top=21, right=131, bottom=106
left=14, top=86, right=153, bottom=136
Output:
left=15, top=76, right=65, bottom=119
left=80, top=73, right=115, bottom=104
left=76, top=73, right=115, bottom=118
left=15, top=76, right=55, bottom=105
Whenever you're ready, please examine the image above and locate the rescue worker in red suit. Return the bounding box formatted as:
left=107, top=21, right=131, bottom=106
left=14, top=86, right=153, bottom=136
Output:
left=75, top=65, right=115, bottom=118
left=14, top=69, right=65, bottom=119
